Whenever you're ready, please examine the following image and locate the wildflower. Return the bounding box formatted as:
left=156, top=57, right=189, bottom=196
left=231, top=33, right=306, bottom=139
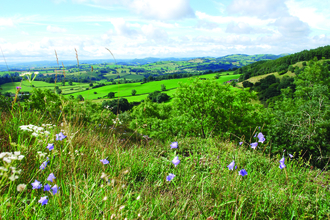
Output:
left=101, top=172, right=109, bottom=181
left=235, top=166, right=237, bottom=169
left=239, top=169, right=248, bottom=176
left=254, top=133, right=257, bottom=137
left=103, top=196, right=108, bottom=201
left=14, top=151, right=20, bottom=155
left=3, top=157, right=11, bottom=164
left=172, top=156, right=180, bottom=167
left=9, top=174, right=19, bottom=181
left=279, top=156, right=286, bottom=169
left=250, top=142, right=258, bottom=149
left=44, top=184, right=51, bottom=191
left=170, top=142, right=178, bottom=149
left=47, top=173, right=56, bottom=182
left=56, top=132, right=67, bottom=141
left=257, top=133, right=265, bottom=143
left=47, top=144, right=54, bottom=151
left=166, top=173, right=175, bottom=181
left=17, top=155, right=24, bottom=160
left=16, top=86, right=21, bottom=90
left=40, top=160, right=49, bottom=170
left=136, top=195, right=140, bottom=200
left=32, top=180, right=42, bottom=189
left=100, top=159, right=109, bottom=165
left=239, top=142, right=243, bottom=145
left=38, top=196, right=48, bottom=206
left=119, top=205, right=125, bottom=211
left=0, top=167, right=8, bottom=171
left=32, top=132, right=39, bottom=137
left=289, top=154, right=293, bottom=158
left=17, top=184, right=26, bottom=192
left=51, top=184, right=59, bottom=195
left=227, top=161, right=235, bottom=170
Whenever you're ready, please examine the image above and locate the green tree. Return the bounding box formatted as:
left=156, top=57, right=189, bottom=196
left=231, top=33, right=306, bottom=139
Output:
left=77, top=95, right=84, bottom=101
left=131, top=89, right=137, bottom=96
left=161, top=84, right=166, bottom=91
left=143, top=77, right=147, bottom=83
left=69, top=80, right=73, bottom=86
left=101, top=97, right=130, bottom=114
left=107, top=92, right=115, bottom=98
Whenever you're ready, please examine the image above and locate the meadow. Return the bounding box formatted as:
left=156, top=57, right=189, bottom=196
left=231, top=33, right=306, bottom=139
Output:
left=0, top=54, right=329, bottom=219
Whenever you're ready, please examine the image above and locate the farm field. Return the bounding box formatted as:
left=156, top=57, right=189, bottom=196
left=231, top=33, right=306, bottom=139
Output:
left=65, top=72, right=240, bottom=102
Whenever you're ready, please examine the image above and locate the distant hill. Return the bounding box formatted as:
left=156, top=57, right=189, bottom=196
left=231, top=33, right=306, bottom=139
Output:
left=236, top=45, right=330, bottom=81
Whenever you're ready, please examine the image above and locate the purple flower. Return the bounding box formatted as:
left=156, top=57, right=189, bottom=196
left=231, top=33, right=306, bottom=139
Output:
left=235, top=166, right=237, bottom=169
left=279, top=156, right=286, bottom=169
left=47, top=143, right=54, bottom=151
left=258, top=126, right=261, bottom=130
left=239, top=142, right=243, bottom=145
left=289, top=154, right=293, bottom=158
left=257, top=133, right=265, bottom=143
left=32, top=180, right=42, bottom=189
left=170, top=142, right=178, bottom=149
left=239, top=169, right=248, bottom=176
left=47, top=173, right=56, bottom=182
left=254, top=133, right=257, bottom=137
left=56, top=132, right=67, bottom=141
left=250, top=142, right=258, bottom=149
left=166, top=173, right=175, bottom=181
left=44, top=184, right=51, bottom=191
left=227, top=160, right=235, bottom=170
left=172, top=156, right=180, bottom=167
left=100, top=159, right=109, bottom=164
left=16, top=86, right=21, bottom=90
left=40, top=159, right=49, bottom=170
left=51, top=184, right=59, bottom=195
left=38, top=196, right=48, bottom=205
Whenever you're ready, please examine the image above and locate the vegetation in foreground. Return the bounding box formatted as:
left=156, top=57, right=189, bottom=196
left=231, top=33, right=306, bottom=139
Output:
left=0, top=108, right=329, bottom=219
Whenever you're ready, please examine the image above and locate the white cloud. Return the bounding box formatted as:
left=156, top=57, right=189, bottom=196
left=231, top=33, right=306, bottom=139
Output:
left=272, top=16, right=310, bottom=38
left=226, top=22, right=272, bottom=34
left=110, top=18, right=139, bottom=38
left=141, top=24, right=168, bottom=42
left=195, top=19, right=219, bottom=30
left=0, top=18, right=15, bottom=27
left=227, top=0, right=289, bottom=19
left=20, top=31, right=29, bottom=36
left=286, top=0, right=330, bottom=30
left=46, top=25, right=67, bottom=33
left=71, top=0, right=194, bottom=20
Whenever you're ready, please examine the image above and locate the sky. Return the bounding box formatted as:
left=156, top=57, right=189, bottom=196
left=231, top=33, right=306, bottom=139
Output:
left=1, top=0, right=330, bottom=62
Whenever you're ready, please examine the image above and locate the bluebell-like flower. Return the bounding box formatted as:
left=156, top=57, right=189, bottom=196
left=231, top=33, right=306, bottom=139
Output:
left=239, top=142, right=243, bottom=145
left=166, top=173, right=175, bottom=181
left=51, top=185, right=59, bottom=195
left=289, top=154, right=293, bottom=158
left=279, top=156, right=286, bottom=169
left=44, top=184, right=51, bottom=191
left=56, top=132, right=67, bottom=141
left=227, top=160, right=235, bottom=170
left=40, top=159, right=49, bottom=170
left=32, top=180, right=42, bottom=189
left=38, top=196, right=48, bottom=205
left=172, top=156, right=180, bottom=167
left=47, top=143, right=54, bottom=151
left=250, top=142, right=258, bottom=149
left=239, top=169, right=248, bottom=176
left=257, top=132, right=265, bottom=143
left=100, top=159, right=109, bottom=164
left=254, top=133, right=257, bottom=137
left=170, top=142, right=178, bottom=149
left=47, top=173, right=56, bottom=182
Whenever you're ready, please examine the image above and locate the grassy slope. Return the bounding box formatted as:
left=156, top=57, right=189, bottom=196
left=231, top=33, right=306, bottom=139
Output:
left=66, top=72, right=240, bottom=102
left=0, top=110, right=329, bottom=219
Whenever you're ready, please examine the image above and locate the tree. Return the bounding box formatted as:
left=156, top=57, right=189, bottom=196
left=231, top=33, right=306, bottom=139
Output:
left=161, top=84, right=166, bottom=91
left=242, top=81, right=254, bottom=88
left=77, top=95, right=84, bottom=101
left=89, top=83, right=93, bottom=87
left=101, top=97, right=130, bottom=114
left=107, top=92, right=115, bottom=98
left=68, top=80, right=73, bottom=86
left=56, top=88, right=62, bottom=94
left=143, top=77, right=147, bottom=83
left=62, top=81, right=65, bottom=86
left=131, top=89, right=137, bottom=96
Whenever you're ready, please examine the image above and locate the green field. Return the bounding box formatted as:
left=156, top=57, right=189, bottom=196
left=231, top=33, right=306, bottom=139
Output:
left=65, top=72, right=240, bottom=102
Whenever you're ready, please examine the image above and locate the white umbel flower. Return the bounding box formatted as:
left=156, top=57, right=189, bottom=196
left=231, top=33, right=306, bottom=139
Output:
left=17, top=184, right=26, bottom=192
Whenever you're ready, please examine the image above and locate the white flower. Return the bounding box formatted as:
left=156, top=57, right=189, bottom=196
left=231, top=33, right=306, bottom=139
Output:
left=13, top=169, right=22, bottom=174
left=44, top=131, right=50, bottom=135
left=119, top=205, right=125, bottom=211
left=17, top=184, right=26, bottom=192
left=3, top=157, right=11, bottom=163
left=18, top=155, right=24, bottom=160
left=14, top=151, right=20, bottom=156
left=0, top=166, right=8, bottom=171
left=103, top=196, right=108, bottom=201
left=136, top=195, right=140, bottom=200
left=9, top=174, right=19, bottom=181
left=31, top=132, right=39, bottom=137
left=8, top=155, right=18, bottom=160
left=0, top=152, right=8, bottom=159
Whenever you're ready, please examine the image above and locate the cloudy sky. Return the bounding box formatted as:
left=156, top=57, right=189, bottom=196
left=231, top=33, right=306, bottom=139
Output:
left=1, top=0, right=330, bottom=62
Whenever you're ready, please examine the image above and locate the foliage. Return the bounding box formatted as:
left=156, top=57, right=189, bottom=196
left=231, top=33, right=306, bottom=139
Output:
left=148, top=91, right=170, bottom=103
left=131, top=89, right=137, bottom=96
left=161, top=84, right=166, bottom=91
left=101, top=97, right=131, bottom=114
left=263, top=58, right=330, bottom=167
left=107, top=92, right=115, bottom=98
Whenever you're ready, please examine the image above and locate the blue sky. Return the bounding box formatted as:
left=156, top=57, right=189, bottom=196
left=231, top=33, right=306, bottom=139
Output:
left=1, top=0, right=330, bottom=62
